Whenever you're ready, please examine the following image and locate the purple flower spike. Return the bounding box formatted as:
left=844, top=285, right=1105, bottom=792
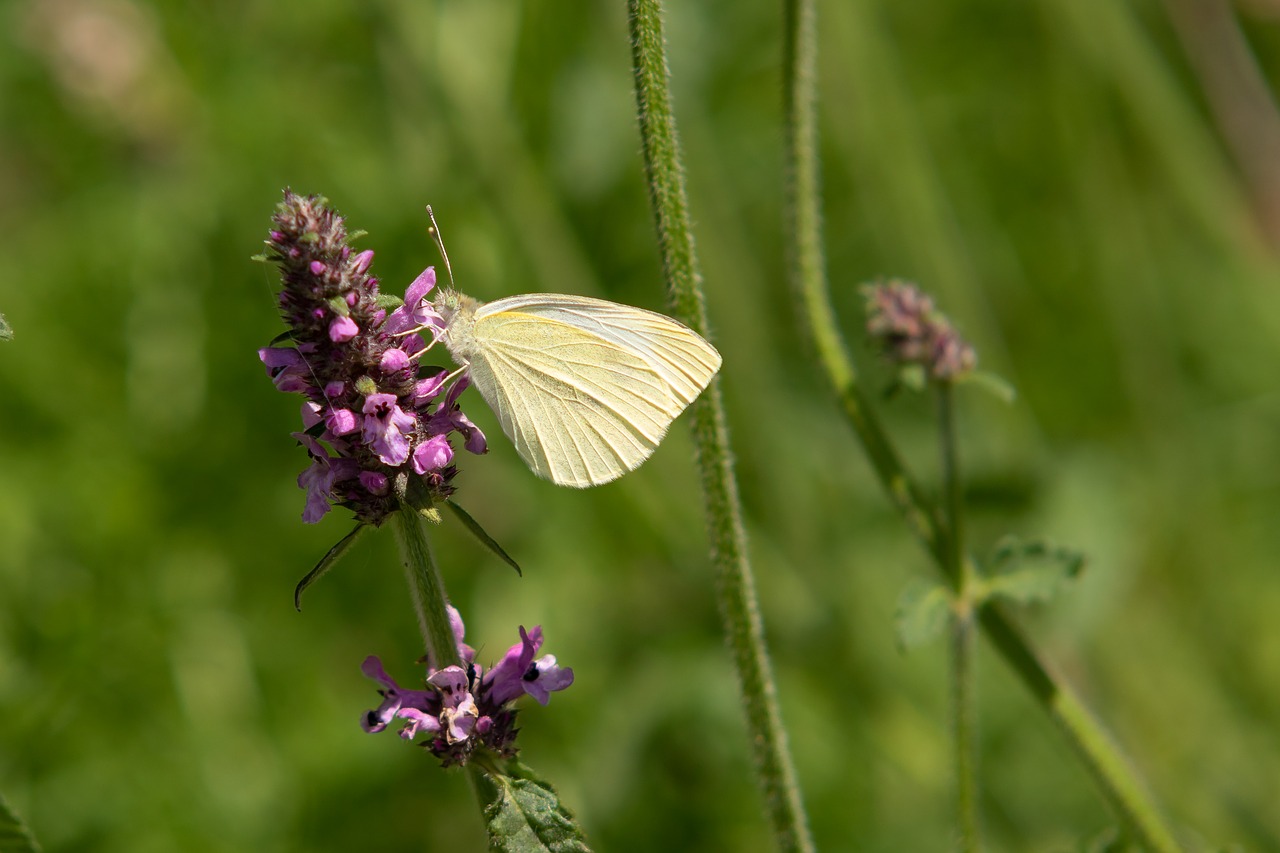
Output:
left=359, top=656, right=442, bottom=737
left=296, top=433, right=359, bottom=523
left=864, top=280, right=976, bottom=380
left=483, top=626, right=573, bottom=707
left=359, top=470, right=389, bottom=495
left=386, top=267, right=445, bottom=338
left=412, top=435, right=453, bottom=474
left=259, top=347, right=311, bottom=393
left=329, top=316, right=359, bottom=342
left=380, top=348, right=410, bottom=373
left=361, top=611, right=573, bottom=766
left=258, top=191, right=488, bottom=525
left=362, top=393, right=416, bottom=466
left=412, top=371, right=448, bottom=406
left=448, top=605, right=476, bottom=665
left=522, top=654, right=575, bottom=706
left=326, top=408, right=357, bottom=436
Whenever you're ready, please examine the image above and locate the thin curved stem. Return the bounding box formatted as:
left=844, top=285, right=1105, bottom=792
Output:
left=392, top=512, right=460, bottom=671
left=629, top=1, right=814, bottom=850
left=940, top=384, right=980, bottom=850
left=781, top=0, right=1183, bottom=848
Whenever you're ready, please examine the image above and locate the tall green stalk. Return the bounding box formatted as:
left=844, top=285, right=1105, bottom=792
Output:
left=939, top=385, right=980, bottom=851
left=628, top=2, right=814, bottom=851
left=780, top=0, right=1184, bottom=849
left=393, top=512, right=461, bottom=670
left=392, top=511, right=495, bottom=816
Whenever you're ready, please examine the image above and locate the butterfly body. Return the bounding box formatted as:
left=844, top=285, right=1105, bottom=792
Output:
left=435, top=291, right=721, bottom=487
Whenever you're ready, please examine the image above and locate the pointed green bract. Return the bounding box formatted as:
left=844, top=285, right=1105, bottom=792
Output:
left=957, top=370, right=1017, bottom=404
left=980, top=537, right=1086, bottom=606
left=445, top=500, right=522, bottom=576
left=374, top=292, right=405, bottom=311
left=894, top=579, right=952, bottom=650
left=477, top=761, right=591, bottom=853
left=0, top=793, right=41, bottom=853
left=293, top=523, right=370, bottom=610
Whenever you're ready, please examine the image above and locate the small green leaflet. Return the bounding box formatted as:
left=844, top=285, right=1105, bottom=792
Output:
left=894, top=579, right=952, bottom=650
left=294, top=523, right=370, bottom=610
left=979, top=536, right=1085, bottom=606
left=478, top=760, right=591, bottom=853
left=956, top=369, right=1016, bottom=403
left=0, top=792, right=41, bottom=853
left=445, top=500, right=522, bottom=576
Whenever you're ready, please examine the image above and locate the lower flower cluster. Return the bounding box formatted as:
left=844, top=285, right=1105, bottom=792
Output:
left=361, top=607, right=574, bottom=766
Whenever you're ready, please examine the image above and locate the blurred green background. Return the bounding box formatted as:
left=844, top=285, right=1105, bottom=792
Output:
left=3, top=0, right=1280, bottom=849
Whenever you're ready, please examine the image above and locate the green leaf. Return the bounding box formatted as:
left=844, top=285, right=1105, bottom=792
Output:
left=979, top=536, right=1086, bottom=606
left=478, top=761, right=591, bottom=853
left=445, top=500, right=522, bottom=576
left=0, top=792, right=42, bottom=853
left=374, top=293, right=404, bottom=311
left=894, top=579, right=952, bottom=650
left=957, top=369, right=1017, bottom=403
left=896, top=363, right=927, bottom=393
left=294, top=523, right=370, bottom=610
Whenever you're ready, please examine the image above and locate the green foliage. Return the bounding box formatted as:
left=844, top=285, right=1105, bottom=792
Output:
left=0, top=794, right=40, bottom=853
left=894, top=580, right=952, bottom=650
left=444, top=500, right=522, bottom=577
left=957, top=370, right=1017, bottom=404
left=479, top=761, right=591, bottom=853
left=979, top=537, right=1086, bottom=607
left=293, top=523, right=370, bottom=610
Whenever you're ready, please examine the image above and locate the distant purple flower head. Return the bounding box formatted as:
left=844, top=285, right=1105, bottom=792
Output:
left=258, top=190, right=487, bottom=525
left=361, top=607, right=573, bottom=767
left=863, top=280, right=976, bottom=381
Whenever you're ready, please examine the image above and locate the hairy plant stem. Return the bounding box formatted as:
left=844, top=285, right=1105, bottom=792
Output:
left=781, top=0, right=1183, bottom=849
left=628, top=1, right=814, bottom=850
left=393, top=511, right=461, bottom=670
left=392, top=511, right=493, bottom=813
left=940, top=384, right=980, bottom=851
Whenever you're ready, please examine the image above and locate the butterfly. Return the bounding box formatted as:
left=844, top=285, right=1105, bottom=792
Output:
left=435, top=290, right=721, bottom=487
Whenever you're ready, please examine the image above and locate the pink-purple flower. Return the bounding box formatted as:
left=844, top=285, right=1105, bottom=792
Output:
left=864, top=280, right=976, bottom=380
left=258, top=191, right=487, bottom=525
left=361, top=607, right=573, bottom=766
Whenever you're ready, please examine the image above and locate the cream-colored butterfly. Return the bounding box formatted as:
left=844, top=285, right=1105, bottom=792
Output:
left=433, top=289, right=721, bottom=487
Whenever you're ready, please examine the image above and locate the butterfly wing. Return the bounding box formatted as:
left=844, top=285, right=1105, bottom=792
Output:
left=465, top=294, right=721, bottom=487
left=483, top=294, right=723, bottom=404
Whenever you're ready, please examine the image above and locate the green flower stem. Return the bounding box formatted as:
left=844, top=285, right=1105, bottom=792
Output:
left=782, top=0, right=946, bottom=569
left=393, top=511, right=498, bottom=817
left=977, top=608, right=1183, bottom=852
left=628, top=2, right=814, bottom=851
left=938, top=385, right=965, bottom=590
left=782, top=0, right=1183, bottom=849
left=392, top=511, right=460, bottom=672
left=951, top=603, right=979, bottom=850
left=939, top=384, right=980, bottom=851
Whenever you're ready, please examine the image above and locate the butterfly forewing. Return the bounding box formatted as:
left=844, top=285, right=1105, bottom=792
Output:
left=467, top=304, right=690, bottom=486
left=477, top=294, right=722, bottom=404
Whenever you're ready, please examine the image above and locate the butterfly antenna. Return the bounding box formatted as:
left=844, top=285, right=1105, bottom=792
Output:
left=426, top=205, right=456, bottom=291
